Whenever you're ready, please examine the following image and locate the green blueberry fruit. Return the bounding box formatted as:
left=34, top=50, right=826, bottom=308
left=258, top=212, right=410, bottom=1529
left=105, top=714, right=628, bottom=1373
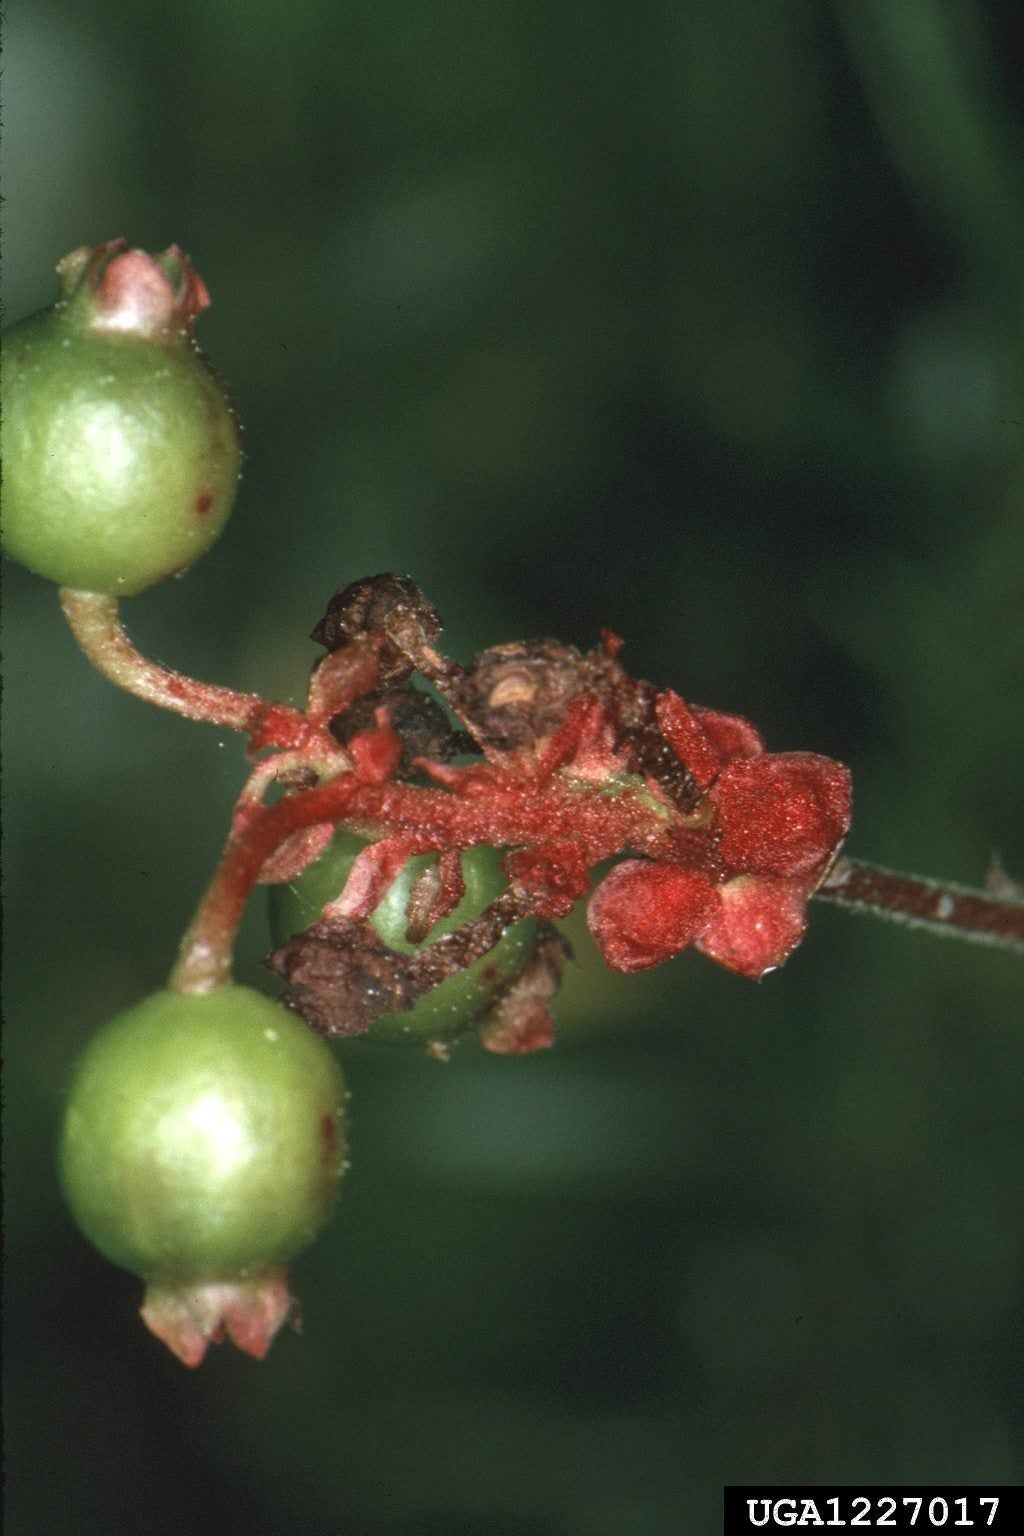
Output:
left=270, top=833, right=537, bottom=1045
left=2, top=240, right=241, bottom=595
left=59, top=985, right=346, bottom=1364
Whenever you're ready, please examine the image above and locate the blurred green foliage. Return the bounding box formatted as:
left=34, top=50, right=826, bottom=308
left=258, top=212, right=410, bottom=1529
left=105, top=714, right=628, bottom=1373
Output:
left=3, top=1, right=1022, bottom=1532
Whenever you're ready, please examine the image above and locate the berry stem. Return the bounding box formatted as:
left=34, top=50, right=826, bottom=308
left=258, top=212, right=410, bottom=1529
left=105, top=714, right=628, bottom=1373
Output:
left=58, top=588, right=314, bottom=748
left=814, top=857, right=1024, bottom=952
left=168, top=765, right=353, bottom=994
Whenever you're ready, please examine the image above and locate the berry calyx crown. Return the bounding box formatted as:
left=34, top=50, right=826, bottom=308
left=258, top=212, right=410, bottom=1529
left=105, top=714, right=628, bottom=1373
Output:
left=55, top=239, right=211, bottom=340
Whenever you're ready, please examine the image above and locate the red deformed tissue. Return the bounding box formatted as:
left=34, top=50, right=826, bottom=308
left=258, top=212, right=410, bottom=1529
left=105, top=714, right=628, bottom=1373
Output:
left=587, top=860, right=721, bottom=973
left=710, top=753, right=851, bottom=879
left=696, top=874, right=811, bottom=978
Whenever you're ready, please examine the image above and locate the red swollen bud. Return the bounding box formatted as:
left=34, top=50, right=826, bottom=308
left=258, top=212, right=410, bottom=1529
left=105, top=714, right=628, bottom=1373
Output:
left=587, top=860, right=721, bottom=972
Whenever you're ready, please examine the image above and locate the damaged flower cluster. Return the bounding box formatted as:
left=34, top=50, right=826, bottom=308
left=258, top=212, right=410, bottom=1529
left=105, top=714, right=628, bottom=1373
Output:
left=260, top=575, right=852, bottom=1050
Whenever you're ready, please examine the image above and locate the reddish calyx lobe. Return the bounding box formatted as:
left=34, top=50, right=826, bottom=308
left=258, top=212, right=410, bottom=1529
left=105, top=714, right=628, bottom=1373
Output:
left=140, top=1270, right=295, bottom=1368
left=57, top=238, right=211, bottom=339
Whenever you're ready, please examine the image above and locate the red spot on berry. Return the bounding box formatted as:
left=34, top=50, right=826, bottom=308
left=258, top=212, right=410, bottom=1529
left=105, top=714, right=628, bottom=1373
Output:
left=195, top=489, right=214, bottom=516
left=319, top=1112, right=339, bottom=1166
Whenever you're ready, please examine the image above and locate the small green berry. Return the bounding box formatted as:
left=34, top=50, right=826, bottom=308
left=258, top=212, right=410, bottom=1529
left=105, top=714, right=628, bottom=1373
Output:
left=270, top=833, right=537, bottom=1045
left=59, top=985, right=346, bottom=1364
left=1, top=240, right=241, bottom=595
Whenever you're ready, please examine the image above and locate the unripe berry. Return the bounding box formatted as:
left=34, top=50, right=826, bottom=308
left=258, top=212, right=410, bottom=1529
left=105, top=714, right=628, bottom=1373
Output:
left=59, top=985, right=346, bottom=1365
left=1, top=240, right=241, bottom=595
left=270, top=833, right=538, bottom=1044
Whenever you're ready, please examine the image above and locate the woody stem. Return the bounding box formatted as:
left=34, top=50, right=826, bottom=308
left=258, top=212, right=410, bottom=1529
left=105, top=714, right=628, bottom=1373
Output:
left=814, top=857, right=1024, bottom=952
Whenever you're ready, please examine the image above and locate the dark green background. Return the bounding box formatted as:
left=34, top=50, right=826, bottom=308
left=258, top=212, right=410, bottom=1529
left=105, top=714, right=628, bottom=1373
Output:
left=4, top=2, right=1022, bottom=1532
